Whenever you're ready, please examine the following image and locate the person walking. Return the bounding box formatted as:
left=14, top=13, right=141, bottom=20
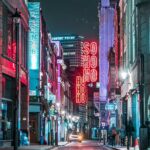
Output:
left=111, top=124, right=117, bottom=147
left=98, top=128, right=102, bottom=143
left=120, top=126, right=125, bottom=146
left=126, top=118, right=135, bottom=150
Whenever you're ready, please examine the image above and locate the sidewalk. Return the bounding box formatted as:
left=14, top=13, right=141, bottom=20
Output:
left=105, top=144, right=134, bottom=150
left=0, top=141, right=68, bottom=150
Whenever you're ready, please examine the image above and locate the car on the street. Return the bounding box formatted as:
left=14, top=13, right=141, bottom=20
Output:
left=68, top=131, right=83, bottom=142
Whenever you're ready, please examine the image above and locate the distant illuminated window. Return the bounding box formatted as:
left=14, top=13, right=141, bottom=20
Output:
left=63, top=52, right=76, bottom=56
left=63, top=44, right=74, bottom=48
left=52, top=36, right=76, bottom=41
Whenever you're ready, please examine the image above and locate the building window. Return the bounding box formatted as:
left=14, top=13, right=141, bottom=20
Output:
left=63, top=52, right=76, bottom=56
left=3, top=4, right=16, bottom=60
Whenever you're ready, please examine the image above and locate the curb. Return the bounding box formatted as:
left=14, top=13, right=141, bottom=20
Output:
left=105, top=146, right=119, bottom=150
left=104, top=145, right=123, bottom=150
left=105, top=145, right=135, bottom=150
left=49, top=142, right=69, bottom=150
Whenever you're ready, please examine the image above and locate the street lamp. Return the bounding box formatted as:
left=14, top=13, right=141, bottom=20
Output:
left=12, top=8, right=21, bottom=150
left=120, top=69, right=128, bottom=80
left=121, top=71, right=128, bottom=80
left=56, top=102, right=60, bottom=109
left=61, top=110, right=65, bottom=115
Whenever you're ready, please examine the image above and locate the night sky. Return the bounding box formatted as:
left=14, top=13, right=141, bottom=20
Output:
left=40, top=0, right=99, bottom=40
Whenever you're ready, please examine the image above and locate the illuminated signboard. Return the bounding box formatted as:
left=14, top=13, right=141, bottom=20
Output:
left=28, top=2, right=40, bottom=70
left=52, top=36, right=76, bottom=41
left=28, top=2, right=40, bottom=96
left=76, top=76, right=87, bottom=104
left=82, top=42, right=98, bottom=82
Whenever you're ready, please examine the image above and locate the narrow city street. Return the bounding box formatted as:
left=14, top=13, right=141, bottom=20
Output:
left=52, top=141, right=110, bottom=150
left=0, top=0, right=150, bottom=150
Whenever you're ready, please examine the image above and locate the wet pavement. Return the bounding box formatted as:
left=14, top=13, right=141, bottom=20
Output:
left=52, top=140, right=111, bottom=150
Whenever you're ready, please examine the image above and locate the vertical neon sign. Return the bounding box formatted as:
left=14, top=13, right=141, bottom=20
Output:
left=82, top=42, right=98, bottom=83
left=28, top=2, right=40, bottom=96
left=28, top=2, right=40, bottom=70
left=76, top=76, right=87, bottom=104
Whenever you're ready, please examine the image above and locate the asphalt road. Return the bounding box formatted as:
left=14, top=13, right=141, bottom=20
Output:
left=52, top=140, right=110, bottom=150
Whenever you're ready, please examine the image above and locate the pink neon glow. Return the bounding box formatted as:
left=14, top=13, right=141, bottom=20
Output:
left=7, top=42, right=16, bottom=60
left=76, top=76, right=80, bottom=103
left=90, top=69, right=97, bottom=82
left=57, top=63, right=61, bottom=102
left=90, top=42, right=97, bottom=55
left=76, top=76, right=86, bottom=104
left=83, top=69, right=90, bottom=82
left=82, top=41, right=98, bottom=83
left=90, top=56, right=97, bottom=68
left=82, top=55, right=90, bottom=68
left=82, top=42, right=90, bottom=55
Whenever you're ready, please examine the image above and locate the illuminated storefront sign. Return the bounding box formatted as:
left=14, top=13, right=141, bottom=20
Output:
left=76, top=76, right=87, bottom=104
left=75, top=41, right=98, bottom=104
left=52, top=36, right=76, bottom=41
left=28, top=2, right=40, bottom=70
left=28, top=2, right=40, bottom=96
left=82, top=42, right=98, bottom=82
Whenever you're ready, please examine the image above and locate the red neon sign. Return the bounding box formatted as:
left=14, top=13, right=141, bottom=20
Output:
left=82, top=41, right=98, bottom=83
left=76, top=76, right=87, bottom=104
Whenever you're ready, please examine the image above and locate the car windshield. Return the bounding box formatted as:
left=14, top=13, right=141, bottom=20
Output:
left=71, top=131, right=80, bottom=135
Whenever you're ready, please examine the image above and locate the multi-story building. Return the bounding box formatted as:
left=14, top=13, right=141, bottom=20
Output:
left=136, top=2, right=150, bottom=148
left=106, top=0, right=122, bottom=138
left=28, top=0, right=41, bottom=143
left=51, top=40, right=68, bottom=142
left=0, top=0, right=29, bottom=146
left=117, top=0, right=150, bottom=149
left=118, top=0, right=141, bottom=148
left=52, top=35, right=87, bottom=133
left=98, top=0, right=115, bottom=129
left=28, top=1, right=55, bottom=144
left=52, top=35, right=84, bottom=67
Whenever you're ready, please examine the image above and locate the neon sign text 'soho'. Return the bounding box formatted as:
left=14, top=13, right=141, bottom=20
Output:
left=82, top=42, right=98, bottom=83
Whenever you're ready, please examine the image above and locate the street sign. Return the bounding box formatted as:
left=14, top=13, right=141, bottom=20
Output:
left=105, top=103, right=115, bottom=111
left=29, top=90, right=36, bottom=96
left=94, top=112, right=100, bottom=117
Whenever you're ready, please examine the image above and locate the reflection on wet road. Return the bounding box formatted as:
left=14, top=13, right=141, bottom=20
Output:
left=53, top=140, right=110, bottom=150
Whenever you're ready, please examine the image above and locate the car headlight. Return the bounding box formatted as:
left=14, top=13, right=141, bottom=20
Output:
left=78, top=135, right=82, bottom=140
left=69, top=134, right=72, bottom=139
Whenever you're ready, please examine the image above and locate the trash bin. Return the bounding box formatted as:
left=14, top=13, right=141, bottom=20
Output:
left=40, top=136, right=44, bottom=145
left=21, top=132, right=29, bottom=145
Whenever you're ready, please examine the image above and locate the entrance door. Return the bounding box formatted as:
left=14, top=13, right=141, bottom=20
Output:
left=29, top=114, right=38, bottom=143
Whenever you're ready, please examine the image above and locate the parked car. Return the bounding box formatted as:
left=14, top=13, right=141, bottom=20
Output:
left=68, top=131, right=83, bottom=142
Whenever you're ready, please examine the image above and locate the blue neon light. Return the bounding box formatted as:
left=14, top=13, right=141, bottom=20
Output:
left=52, top=36, right=76, bottom=41
left=28, top=2, right=40, bottom=96
left=28, top=2, right=40, bottom=70
left=99, top=7, right=114, bottom=101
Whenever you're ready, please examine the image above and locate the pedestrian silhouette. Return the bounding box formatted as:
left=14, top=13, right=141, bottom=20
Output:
left=111, top=124, right=117, bottom=147
left=126, top=118, right=135, bottom=150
